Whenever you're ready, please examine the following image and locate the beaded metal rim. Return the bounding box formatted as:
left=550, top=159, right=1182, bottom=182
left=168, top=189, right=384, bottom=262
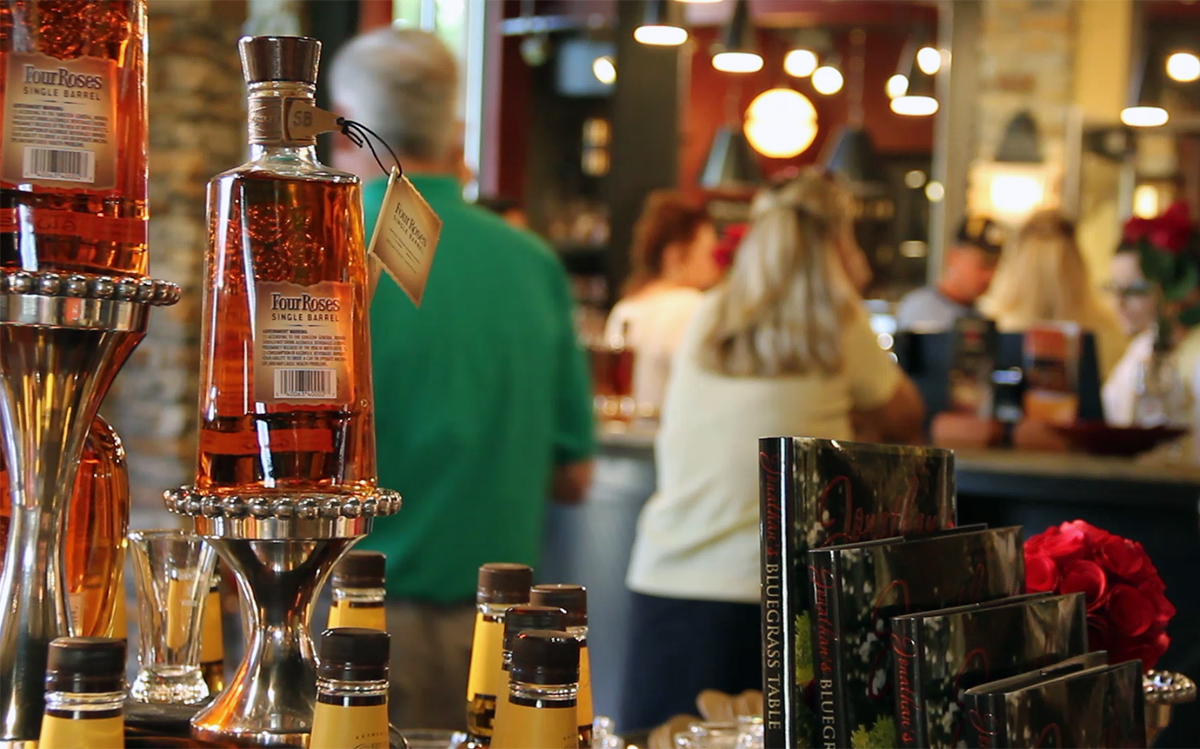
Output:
left=1144, top=670, right=1197, bottom=705
left=0, top=270, right=181, bottom=306
left=163, top=486, right=402, bottom=520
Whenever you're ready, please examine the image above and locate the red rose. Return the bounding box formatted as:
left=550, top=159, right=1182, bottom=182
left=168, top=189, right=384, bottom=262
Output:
left=1138, top=580, right=1177, bottom=628
left=1096, top=536, right=1145, bottom=581
left=1151, top=201, right=1194, bottom=254
left=1087, top=613, right=1110, bottom=650
left=1060, top=559, right=1109, bottom=611
left=1029, top=524, right=1088, bottom=563
left=1025, top=553, right=1060, bottom=593
left=1063, top=520, right=1111, bottom=546
left=1111, top=630, right=1170, bottom=673
left=1122, top=216, right=1152, bottom=246
left=1107, top=584, right=1155, bottom=638
left=1125, top=542, right=1159, bottom=584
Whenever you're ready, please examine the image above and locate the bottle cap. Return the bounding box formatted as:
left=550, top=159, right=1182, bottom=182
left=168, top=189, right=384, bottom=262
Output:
left=239, top=36, right=321, bottom=85
left=318, top=628, right=390, bottom=682
left=510, top=630, right=580, bottom=686
left=45, top=637, right=126, bottom=694
left=332, top=551, right=386, bottom=589
left=502, top=606, right=567, bottom=653
left=476, top=563, right=533, bottom=605
left=530, top=584, right=588, bottom=628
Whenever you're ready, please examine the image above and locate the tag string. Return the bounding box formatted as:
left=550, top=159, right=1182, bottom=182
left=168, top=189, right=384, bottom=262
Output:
left=337, top=117, right=403, bottom=178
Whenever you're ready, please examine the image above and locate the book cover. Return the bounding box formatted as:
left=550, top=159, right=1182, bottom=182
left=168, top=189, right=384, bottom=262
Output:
left=759, top=438, right=956, bottom=748
left=890, top=592, right=1088, bottom=748
left=964, top=659, right=1144, bottom=749
left=809, top=526, right=1024, bottom=749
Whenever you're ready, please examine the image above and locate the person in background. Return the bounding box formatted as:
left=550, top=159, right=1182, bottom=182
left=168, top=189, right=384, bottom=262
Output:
left=330, top=28, right=596, bottom=730
left=981, top=209, right=1126, bottom=378
left=477, top=196, right=529, bottom=230
left=620, top=169, right=925, bottom=731
left=604, top=191, right=722, bottom=415
left=895, top=216, right=1005, bottom=332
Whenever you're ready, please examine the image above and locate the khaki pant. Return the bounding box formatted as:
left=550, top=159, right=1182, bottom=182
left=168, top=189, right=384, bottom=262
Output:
left=384, top=598, right=476, bottom=731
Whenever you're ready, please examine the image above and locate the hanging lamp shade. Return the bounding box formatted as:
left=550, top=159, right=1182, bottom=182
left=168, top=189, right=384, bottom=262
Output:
left=1122, top=45, right=1169, bottom=127
left=819, top=125, right=885, bottom=194
left=700, top=125, right=763, bottom=189
left=890, top=35, right=938, bottom=116
left=634, top=0, right=688, bottom=46
left=712, top=0, right=762, bottom=73
left=995, top=111, right=1043, bottom=163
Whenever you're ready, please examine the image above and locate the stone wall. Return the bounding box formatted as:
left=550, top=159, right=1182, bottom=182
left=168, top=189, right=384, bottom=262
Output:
left=106, top=0, right=248, bottom=515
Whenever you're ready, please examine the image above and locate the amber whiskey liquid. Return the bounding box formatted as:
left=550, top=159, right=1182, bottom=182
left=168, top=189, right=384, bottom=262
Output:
left=0, top=415, right=129, bottom=638
left=0, top=0, right=149, bottom=277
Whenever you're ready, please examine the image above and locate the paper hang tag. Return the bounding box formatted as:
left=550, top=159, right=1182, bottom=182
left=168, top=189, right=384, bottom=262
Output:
left=367, top=167, right=442, bottom=308
left=284, top=99, right=343, bottom=141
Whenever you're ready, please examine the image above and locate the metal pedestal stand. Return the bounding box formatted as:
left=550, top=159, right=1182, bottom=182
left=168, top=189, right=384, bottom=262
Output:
left=165, top=487, right=400, bottom=747
left=0, top=271, right=179, bottom=746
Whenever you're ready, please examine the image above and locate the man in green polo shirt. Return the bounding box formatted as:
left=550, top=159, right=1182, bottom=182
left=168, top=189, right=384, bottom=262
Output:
left=330, top=28, right=595, bottom=730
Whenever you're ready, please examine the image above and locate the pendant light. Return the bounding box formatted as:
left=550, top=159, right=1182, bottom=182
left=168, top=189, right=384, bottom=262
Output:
left=1123, top=44, right=1169, bottom=127
left=821, top=30, right=885, bottom=194
left=712, top=0, right=762, bottom=74
left=890, top=34, right=938, bottom=116
left=635, top=0, right=688, bottom=46
left=994, top=111, right=1042, bottom=164
left=702, top=83, right=763, bottom=189
left=811, top=54, right=844, bottom=96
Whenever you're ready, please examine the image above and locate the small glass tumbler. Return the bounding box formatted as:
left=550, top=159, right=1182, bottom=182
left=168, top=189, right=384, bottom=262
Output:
left=127, top=529, right=217, bottom=704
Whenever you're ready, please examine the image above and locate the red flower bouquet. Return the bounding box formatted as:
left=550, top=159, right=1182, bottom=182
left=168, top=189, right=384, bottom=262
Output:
left=714, top=223, right=747, bottom=271
left=1025, top=520, right=1175, bottom=672
left=1121, top=201, right=1200, bottom=328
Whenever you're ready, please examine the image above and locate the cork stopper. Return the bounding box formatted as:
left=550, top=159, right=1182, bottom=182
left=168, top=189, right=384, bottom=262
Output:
left=45, top=637, right=126, bottom=694
left=239, top=36, right=321, bottom=85
left=530, top=584, right=587, bottom=628
left=476, top=563, right=533, bottom=605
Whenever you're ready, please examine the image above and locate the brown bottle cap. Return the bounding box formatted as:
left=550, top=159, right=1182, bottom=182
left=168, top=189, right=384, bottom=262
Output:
left=503, top=606, right=567, bottom=653
left=239, top=36, right=321, bottom=85
left=530, top=584, right=587, bottom=628
left=476, top=563, right=533, bottom=605
left=45, top=637, right=126, bottom=694
left=332, top=551, right=386, bottom=589
left=318, top=628, right=389, bottom=682
left=510, top=630, right=579, bottom=686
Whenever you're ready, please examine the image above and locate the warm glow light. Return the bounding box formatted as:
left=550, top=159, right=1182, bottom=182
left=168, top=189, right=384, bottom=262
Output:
left=904, top=170, right=927, bottom=189
left=917, top=46, right=942, bottom=75
left=634, top=25, right=688, bottom=46
left=891, top=95, right=939, bottom=116
left=1133, top=185, right=1160, bottom=219
left=1167, top=52, right=1200, bottom=82
left=886, top=74, right=908, bottom=99
left=592, top=55, right=616, bottom=85
left=925, top=181, right=945, bottom=202
left=989, top=174, right=1044, bottom=217
left=1121, top=106, right=1169, bottom=127
left=713, top=51, right=764, bottom=73
left=784, top=49, right=818, bottom=77
left=743, top=88, right=819, bottom=158
left=811, top=65, right=844, bottom=95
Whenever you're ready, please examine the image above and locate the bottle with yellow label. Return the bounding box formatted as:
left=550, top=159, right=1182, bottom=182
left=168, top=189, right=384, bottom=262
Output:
left=463, top=563, right=532, bottom=747
left=531, top=584, right=592, bottom=748
left=491, top=606, right=566, bottom=749
left=328, top=550, right=387, bottom=631
left=200, top=570, right=225, bottom=695
left=492, top=630, right=579, bottom=749
left=38, top=636, right=127, bottom=749
left=310, top=627, right=392, bottom=749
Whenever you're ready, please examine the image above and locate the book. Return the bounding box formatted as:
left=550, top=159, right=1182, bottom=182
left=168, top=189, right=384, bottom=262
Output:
left=963, top=658, right=1145, bottom=748
left=759, top=438, right=956, bottom=748
left=808, top=526, right=1024, bottom=749
left=890, top=592, right=1088, bottom=748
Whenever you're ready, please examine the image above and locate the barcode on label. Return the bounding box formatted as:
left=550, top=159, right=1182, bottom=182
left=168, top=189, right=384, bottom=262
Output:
left=23, top=147, right=95, bottom=183
left=274, top=368, right=336, bottom=399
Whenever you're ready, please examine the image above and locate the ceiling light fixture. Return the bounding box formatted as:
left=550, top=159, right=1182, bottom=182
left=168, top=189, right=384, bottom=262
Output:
left=885, top=73, right=908, bottom=99
left=784, top=49, right=818, bottom=78
left=634, top=0, right=687, bottom=46
left=1167, top=51, right=1200, bottom=82
left=711, top=0, right=762, bottom=73
left=592, top=55, right=616, bottom=85
left=743, top=88, right=819, bottom=158
left=890, top=33, right=938, bottom=116
left=812, top=57, right=844, bottom=95
left=1123, top=43, right=1169, bottom=127
left=916, top=46, right=942, bottom=75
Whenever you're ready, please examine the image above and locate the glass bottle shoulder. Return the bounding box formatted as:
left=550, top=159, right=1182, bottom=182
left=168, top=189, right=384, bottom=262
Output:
left=213, top=155, right=361, bottom=186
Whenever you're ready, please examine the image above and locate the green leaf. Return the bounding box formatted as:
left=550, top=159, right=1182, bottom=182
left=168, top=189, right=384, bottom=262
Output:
left=1163, top=259, right=1200, bottom=302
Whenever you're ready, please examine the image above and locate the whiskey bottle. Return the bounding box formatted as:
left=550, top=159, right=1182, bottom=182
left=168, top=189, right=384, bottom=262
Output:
left=491, top=631, right=579, bottom=749
left=464, top=563, right=533, bottom=746
left=530, top=584, right=592, bottom=748
left=490, top=606, right=566, bottom=749
left=200, top=571, right=225, bottom=694
left=310, top=627, right=391, bottom=749
left=38, top=637, right=127, bottom=749
left=0, top=415, right=129, bottom=638
left=328, top=550, right=387, bottom=631
left=0, top=0, right=149, bottom=277
left=196, top=35, right=376, bottom=497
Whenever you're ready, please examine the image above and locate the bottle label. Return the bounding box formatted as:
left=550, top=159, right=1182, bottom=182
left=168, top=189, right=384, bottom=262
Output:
left=367, top=167, right=442, bottom=308
left=38, top=713, right=124, bottom=749
left=67, top=592, right=84, bottom=635
left=310, top=701, right=389, bottom=749
left=201, top=587, right=223, bottom=663
left=328, top=600, right=387, bottom=631
left=253, top=280, right=355, bottom=405
left=1, top=52, right=118, bottom=190
left=493, top=700, right=577, bottom=749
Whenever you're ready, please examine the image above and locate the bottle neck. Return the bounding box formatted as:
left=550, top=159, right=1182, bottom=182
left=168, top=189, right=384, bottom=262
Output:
left=316, top=676, right=389, bottom=699
left=45, top=690, right=124, bottom=715
left=332, top=587, right=386, bottom=605
left=478, top=601, right=519, bottom=619
left=566, top=625, right=588, bottom=644
left=508, top=680, right=577, bottom=706
left=246, top=80, right=319, bottom=150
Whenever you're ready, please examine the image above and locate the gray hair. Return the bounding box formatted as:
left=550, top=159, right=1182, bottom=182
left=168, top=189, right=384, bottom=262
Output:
left=329, top=27, right=459, bottom=162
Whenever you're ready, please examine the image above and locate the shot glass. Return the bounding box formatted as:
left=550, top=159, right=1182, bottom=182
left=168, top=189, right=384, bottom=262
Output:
left=127, top=529, right=217, bottom=704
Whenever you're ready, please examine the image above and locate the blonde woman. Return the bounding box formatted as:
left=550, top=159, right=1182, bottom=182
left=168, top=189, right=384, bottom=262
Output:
left=619, top=169, right=924, bottom=731
left=980, top=210, right=1126, bottom=378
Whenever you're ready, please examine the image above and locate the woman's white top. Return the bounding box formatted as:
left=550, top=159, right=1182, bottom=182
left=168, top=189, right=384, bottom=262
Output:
left=625, top=294, right=904, bottom=604
left=604, top=287, right=704, bottom=414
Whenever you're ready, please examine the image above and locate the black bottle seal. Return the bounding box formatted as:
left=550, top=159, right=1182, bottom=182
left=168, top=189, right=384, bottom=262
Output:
left=318, top=628, right=390, bottom=682
left=530, top=584, right=588, bottom=628
left=45, top=637, right=126, bottom=694
left=510, top=630, right=580, bottom=686
left=476, top=563, right=533, bottom=605
left=502, top=606, right=568, bottom=653
left=332, top=551, right=387, bottom=590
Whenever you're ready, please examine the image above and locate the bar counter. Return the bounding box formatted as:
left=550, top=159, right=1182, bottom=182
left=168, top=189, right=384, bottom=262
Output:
left=540, top=426, right=1200, bottom=745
